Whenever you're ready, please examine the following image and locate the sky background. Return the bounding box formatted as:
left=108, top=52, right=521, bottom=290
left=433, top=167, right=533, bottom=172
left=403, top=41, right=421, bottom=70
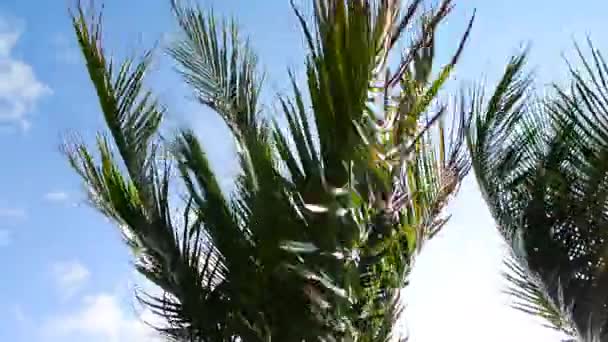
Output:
left=0, top=0, right=606, bottom=341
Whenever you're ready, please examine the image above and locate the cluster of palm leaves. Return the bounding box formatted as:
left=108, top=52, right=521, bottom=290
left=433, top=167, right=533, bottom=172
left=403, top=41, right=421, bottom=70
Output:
left=66, top=0, right=476, bottom=340
left=65, top=0, right=608, bottom=340
left=469, top=43, right=608, bottom=341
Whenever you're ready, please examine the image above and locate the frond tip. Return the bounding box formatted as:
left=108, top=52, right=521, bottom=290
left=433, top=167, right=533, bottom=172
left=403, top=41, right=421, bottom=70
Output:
left=70, top=2, right=164, bottom=188
left=503, top=256, right=576, bottom=336
left=169, top=0, right=262, bottom=136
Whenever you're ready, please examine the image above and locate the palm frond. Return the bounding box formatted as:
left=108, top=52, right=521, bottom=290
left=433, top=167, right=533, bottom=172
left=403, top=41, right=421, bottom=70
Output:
left=66, top=4, right=245, bottom=340
left=273, top=1, right=475, bottom=339
left=169, top=0, right=262, bottom=137
left=71, top=5, right=164, bottom=192
left=469, top=41, right=608, bottom=341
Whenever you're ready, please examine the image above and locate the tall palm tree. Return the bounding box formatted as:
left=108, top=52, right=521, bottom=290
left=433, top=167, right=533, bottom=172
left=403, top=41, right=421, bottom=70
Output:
left=66, top=0, right=474, bottom=340
left=468, top=42, right=608, bottom=341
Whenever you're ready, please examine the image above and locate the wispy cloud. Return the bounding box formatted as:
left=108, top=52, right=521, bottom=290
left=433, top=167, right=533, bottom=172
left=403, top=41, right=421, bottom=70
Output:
left=0, top=26, right=18, bottom=57
left=0, top=207, right=26, bottom=220
left=0, top=16, right=51, bottom=130
left=52, top=260, right=91, bottom=299
left=42, top=293, right=161, bottom=342
left=0, top=229, right=11, bottom=246
left=51, top=33, right=80, bottom=65
left=44, top=191, right=69, bottom=203
left=14, top=304, right=26, bottom=323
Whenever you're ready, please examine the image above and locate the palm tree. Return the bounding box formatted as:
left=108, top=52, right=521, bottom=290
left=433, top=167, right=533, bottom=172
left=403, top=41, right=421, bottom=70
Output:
left=468, top=42, right=608, bottom=341
left=66, top=0, right=474, bottom=340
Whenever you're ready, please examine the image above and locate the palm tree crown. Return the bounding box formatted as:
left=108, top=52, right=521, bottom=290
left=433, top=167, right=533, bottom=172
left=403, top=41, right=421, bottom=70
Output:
left=66, top=0, right=476, bottom=340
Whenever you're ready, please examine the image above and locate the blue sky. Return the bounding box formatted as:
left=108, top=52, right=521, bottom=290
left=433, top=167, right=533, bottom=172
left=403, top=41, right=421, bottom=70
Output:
left=0, top=0, right=606, bottom=341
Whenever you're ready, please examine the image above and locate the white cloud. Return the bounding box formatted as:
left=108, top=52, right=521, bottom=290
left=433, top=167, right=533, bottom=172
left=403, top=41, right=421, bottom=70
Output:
left=0, top=229, right=10, bottom=246
left=0, top=207, right=26, bottom=220
left=14, top=304, right=26, bottom=323
left=0, top=16, right=50, bottom=130
left=52, top=260, right=91, bottom=299
left=0, top=30, right=18, bottom=57
left=43, top=293, right=162, bottom=342
left=44, top=191, right=69, bottom=203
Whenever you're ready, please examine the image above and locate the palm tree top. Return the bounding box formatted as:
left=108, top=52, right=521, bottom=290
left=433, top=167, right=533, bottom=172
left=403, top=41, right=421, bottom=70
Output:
left=66, top=0, right=477, bottom=340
